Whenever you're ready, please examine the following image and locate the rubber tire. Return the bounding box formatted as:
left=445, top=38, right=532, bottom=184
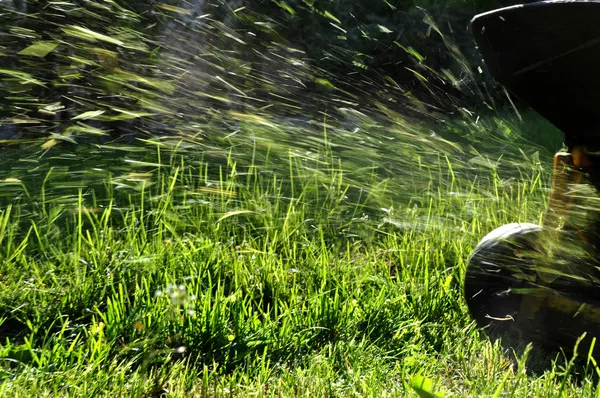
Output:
left=465, top=223, right=600, bottom=359
left=464, top=223, right=542, bottom=339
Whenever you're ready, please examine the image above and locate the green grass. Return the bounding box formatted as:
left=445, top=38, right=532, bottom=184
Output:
left=1, top=112, right=598, bottom=397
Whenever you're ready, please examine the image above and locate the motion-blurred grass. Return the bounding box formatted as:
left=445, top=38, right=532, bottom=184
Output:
left=2, top=106, right=591, bottom=397
left=2, top=0, right=598, bottom=396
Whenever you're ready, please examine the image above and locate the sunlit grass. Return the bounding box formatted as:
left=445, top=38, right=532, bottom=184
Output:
left=2, top=0, right=597, bottom=394
left=2, top=113, right=596, bottom=396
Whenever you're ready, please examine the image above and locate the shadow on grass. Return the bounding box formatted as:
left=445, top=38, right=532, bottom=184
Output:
left=0, top=317, right=28, bottom=344
left=488, top=330, right=600, bottom=381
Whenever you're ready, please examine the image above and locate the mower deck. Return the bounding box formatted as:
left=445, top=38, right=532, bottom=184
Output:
left=471, top=0, right=600, bottom=148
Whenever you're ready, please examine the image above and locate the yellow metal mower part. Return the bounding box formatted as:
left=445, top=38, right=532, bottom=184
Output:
left=517, top=146, right=597, bottom=337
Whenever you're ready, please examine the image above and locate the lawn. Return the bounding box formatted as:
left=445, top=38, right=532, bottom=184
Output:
left=2, top=109, right=596, bottom=397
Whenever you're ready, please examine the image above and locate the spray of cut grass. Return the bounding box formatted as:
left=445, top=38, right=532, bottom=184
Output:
left=2, top=113, right=598, bottom=396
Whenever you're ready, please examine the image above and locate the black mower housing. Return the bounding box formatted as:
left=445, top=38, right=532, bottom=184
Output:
left=471, top=0, right=600, bottom=150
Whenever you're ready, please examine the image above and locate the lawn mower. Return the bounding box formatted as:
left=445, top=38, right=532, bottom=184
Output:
left=464, top=0, right=600, bottom=357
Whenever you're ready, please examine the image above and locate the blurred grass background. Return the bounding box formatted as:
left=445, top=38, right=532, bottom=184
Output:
left=2, top=0, right=595, bottom=396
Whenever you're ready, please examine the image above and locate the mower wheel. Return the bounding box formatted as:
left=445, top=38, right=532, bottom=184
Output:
left=464, top=223, right=542, bottom=339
